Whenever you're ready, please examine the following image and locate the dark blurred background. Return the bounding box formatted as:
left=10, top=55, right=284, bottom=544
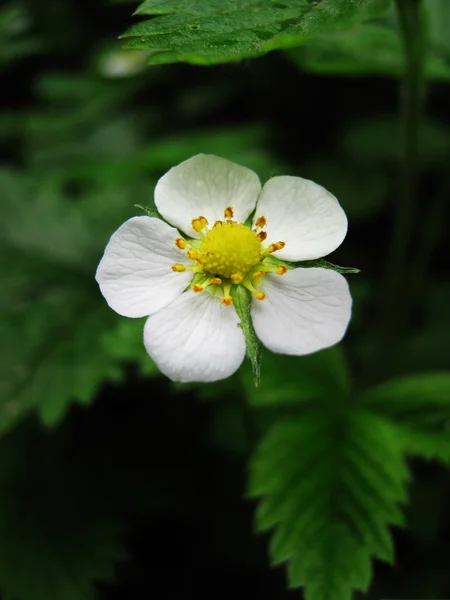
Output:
left=1, top=0, right=450, bottom=598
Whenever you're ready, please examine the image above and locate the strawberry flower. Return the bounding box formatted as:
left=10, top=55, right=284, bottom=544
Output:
left=96, top=154, right=352, bottom=382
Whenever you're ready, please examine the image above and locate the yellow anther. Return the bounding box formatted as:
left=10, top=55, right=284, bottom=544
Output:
left=192, top=284, right=204, bottom=293
left=192, top=219, right=202, bottom=233
left=221, top=295, right=233, bottom=306
left=192, top=216, right=208, bottom=232
left=171, top=263, right=186, bottom=272
left=211, top=277, right=222, bottom=285
left=255, top=216, right=266, bottom=228
left=253, top=291, right=266, bottom=301
left=252, top=270, right=265, bottom=279
left=175, top=237, right=188, bottom=249
left=231, top=273, right=243, bottom=283
left=268, top=241, right=286, bottom=253
left=276, top=265, right=288, bottom=275
left=224, top=206, right=234, bottom=219
left=187, top=248, right=202, bottom=262
left=257, top=231, right=267, bottom=242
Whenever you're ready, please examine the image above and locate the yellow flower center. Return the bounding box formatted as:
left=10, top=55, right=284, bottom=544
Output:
left=200, top=220, right=262, bottom=279
left=170, top=207, right=287, bottom=305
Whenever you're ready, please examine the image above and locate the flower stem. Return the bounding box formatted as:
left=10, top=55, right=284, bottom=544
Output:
left=382, top=0, right=425, bottom=335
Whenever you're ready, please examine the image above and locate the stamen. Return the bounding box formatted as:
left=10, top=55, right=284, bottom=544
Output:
left=221, top=296, right=233, bottom=306
left=231, top=273, right=243, bottom=283
left=268, top=241, right=285, bottom=253
left=187, top=248, right=202, bottom=262
left=223, top=283, right=232, bottom=298
left=255, top=216, right=266, bottom=228
left=257, top=231, right=267, bottom=242
left=243, top=280, right=257, bottom=294
left=171, top=263, right=186, bottom=272
left=192, top=284, right=205, bottom=293
left=252, top=270, right=265, bottom=279
left=224, top=206, right=234, bottom=219
left=192, top=216, right=209, bottom=232
left=253, top=291, right=266, bottom=301
left=211, top=277, right=222, bottom=285
left=175, top=237, right=188, bottom=250
left=276, top=265, right=288, bottom=275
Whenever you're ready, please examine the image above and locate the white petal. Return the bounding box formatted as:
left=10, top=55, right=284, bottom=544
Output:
left=143, top=290, right=246, bottom=382
left=254, top=176, right=348, bottom=261
left=95, top=216, right=192, bottom=318
left=252, top=268, right=352, bottom=355
left=155, top=154, right=261, bottom=237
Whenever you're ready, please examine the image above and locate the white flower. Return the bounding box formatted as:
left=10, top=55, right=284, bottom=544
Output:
left=96, top=154, right=352, bottom=383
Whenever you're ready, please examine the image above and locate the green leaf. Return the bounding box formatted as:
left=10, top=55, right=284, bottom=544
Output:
left=241, top=347, right=350, bottom=406
left=360, top=372, right=450, bottom=462
left=288, top=258, right=360, bottom=275
left=288, top=23, right=450, bottom=80
left=249, top=408, right=409, bottom=600
left=0, top=276, right=128, bottom=431
left=231, top=285, right=262, bottom=387
left=122, top=0, right=391, bottom=66
left=0, top=422, right=126, bottom=600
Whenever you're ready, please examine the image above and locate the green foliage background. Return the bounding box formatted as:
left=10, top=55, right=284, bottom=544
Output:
left=1, top=0, right=450, bottom=598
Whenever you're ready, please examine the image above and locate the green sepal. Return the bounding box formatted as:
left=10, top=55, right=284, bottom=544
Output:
left=230, top=285, right=262, bottom=387
left=280, top=256, right=360, bottom=275
left=134, top=203, right=164, bottom=220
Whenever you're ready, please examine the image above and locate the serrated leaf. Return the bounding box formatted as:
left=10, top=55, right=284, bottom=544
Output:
left=360, top=372, right=450, bottom=462
left=122, top=0, right=391, bottom=66
left=231, top=285, right=262, bottom=387
left=0, top=422, right=126, bottom=600
left=0, top=275, right=124, bottom=431
left=248, top=409, right=409, bottom=600
left=289, top=258, right=360, bottom=274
